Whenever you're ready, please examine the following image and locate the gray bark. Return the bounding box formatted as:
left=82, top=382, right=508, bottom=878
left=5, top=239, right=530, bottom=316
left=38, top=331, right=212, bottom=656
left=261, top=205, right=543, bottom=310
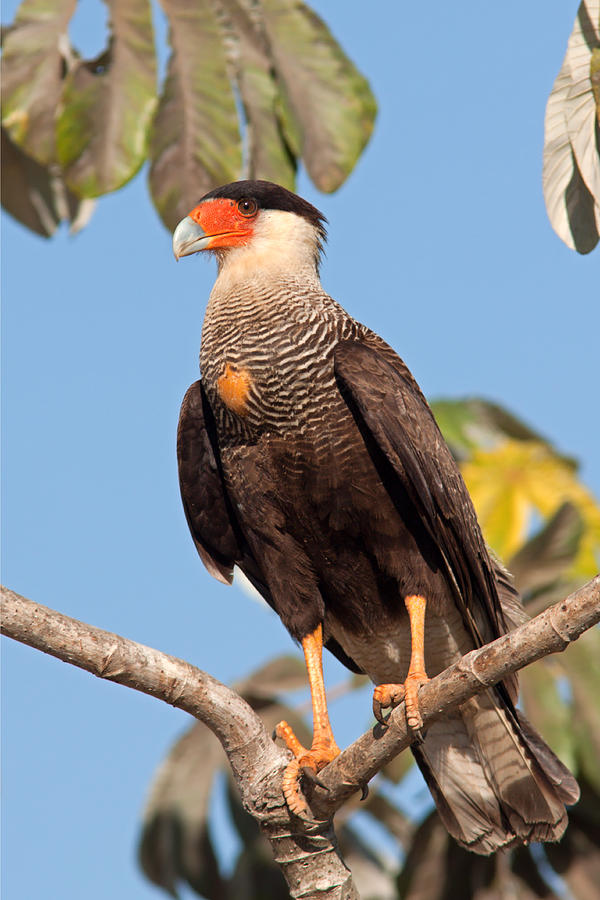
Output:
left=2, top=576, right=599, bottom=898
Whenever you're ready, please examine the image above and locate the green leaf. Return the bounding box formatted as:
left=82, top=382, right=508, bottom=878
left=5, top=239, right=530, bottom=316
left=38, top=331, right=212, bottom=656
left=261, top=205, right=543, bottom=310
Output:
left=56, top=0, right=157, bottom=197
left=431, top=397, right=559, bottom=463
left=220, top=0, right=297, bottom=189
left=148, top=0, right=242, bottom=231
left=508, top=501, right=583, bottom=598
left=260, top=0, right=376, bottom=192
left=1, top=0, right=77, bottom=165
left=461, top=439, right=600, bottom=576
left=1, top=126, right=94, bottom=236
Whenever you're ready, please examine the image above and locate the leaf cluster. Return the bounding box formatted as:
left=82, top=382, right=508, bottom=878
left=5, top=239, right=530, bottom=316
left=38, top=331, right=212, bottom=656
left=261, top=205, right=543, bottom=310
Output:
left=1, top=0, right=376, bottom=237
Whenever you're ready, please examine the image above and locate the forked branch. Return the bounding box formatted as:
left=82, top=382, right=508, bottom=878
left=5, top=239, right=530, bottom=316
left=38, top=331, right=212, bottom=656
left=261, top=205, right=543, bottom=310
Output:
left=2, top=575, right=599, bottom=899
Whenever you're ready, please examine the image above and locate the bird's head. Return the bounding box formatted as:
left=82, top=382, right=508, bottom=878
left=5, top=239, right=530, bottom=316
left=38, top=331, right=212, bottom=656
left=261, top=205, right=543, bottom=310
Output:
left=172, top=181, right=327, bottom=278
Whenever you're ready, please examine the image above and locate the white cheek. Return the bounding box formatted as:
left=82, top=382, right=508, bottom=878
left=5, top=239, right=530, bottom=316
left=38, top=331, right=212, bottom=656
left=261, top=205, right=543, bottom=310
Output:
left=216, top=210, right=321, bottom=288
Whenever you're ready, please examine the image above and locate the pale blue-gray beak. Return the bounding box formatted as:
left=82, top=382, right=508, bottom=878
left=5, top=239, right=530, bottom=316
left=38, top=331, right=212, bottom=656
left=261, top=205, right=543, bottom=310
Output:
left=172, top=216, right=210, bottom=260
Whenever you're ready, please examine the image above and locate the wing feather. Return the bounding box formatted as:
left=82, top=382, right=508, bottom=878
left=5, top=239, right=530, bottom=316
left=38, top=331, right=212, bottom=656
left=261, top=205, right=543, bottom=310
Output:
left=177, top=380, right=272, bottom=606
left=334, top=337, right=507, bottom=649
left=177, top=381, right=240, bottom=583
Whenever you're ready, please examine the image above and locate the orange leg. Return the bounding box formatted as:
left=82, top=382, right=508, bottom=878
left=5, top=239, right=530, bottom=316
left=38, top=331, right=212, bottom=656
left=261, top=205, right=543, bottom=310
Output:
left=373, top=594, right=429, bottom=732
left=274, top=624, right=340, bottom=817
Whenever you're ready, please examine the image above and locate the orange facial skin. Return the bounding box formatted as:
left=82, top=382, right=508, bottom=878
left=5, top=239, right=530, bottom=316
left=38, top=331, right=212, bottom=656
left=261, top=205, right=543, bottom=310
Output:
left=188, top=198, right=257, bottom=250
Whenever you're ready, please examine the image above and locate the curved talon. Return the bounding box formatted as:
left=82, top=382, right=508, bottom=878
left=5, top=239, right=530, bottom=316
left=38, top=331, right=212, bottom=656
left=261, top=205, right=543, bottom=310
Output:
left=372, top=696, right=388, bottom=726
left=301, top=766, right=330, bottom=792
left=373, top=683, right=405, bottom=725
left=274, top=717, right=339, bottom=816
left=360, top=783, right=369, bottom=801
left=282, top=758, right=311, bottom=818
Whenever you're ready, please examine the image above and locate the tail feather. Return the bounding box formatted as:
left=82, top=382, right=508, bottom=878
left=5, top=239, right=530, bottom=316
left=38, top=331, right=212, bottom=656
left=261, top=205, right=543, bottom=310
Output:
left=412, top=690, right=578, bottom=854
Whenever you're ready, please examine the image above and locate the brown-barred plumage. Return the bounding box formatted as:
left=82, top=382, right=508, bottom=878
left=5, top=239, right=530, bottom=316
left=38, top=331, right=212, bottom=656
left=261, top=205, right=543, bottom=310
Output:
left=175, top=180, right=579, bottom=853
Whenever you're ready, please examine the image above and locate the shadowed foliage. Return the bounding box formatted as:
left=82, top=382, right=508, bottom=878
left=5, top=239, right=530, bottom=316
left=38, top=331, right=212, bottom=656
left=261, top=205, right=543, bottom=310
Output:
left=1, top=0, right=376, bottom=236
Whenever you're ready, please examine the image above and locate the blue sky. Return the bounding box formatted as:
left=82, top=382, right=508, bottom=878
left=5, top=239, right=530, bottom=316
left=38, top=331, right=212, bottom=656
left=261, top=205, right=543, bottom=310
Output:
left=2, top=2, right=599, bottom=898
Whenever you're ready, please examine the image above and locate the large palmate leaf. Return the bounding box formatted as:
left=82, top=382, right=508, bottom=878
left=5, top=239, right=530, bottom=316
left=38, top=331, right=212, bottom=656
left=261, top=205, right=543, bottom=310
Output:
left=543, top=0, right=600, bottom=253
left=219, top=0, right=297, bottom=189
left=1, top=0, right=77, bottom=165
left=56, top=0, right=157, bottom=197
left=1, top=126, right=94, bottom=236
left=260, top=0, right=376, bottom=193
left=148, top=0, right=242, bottom=231
left=508, top=501, right=583, bottom=601
left=433, top=398, right=599, bottom=578
left=461, top=439, right=600, bottom=576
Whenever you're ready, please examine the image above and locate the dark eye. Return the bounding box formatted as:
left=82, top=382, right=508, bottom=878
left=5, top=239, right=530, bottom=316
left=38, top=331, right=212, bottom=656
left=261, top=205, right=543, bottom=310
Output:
left=237, top=197, right=258, bottom=217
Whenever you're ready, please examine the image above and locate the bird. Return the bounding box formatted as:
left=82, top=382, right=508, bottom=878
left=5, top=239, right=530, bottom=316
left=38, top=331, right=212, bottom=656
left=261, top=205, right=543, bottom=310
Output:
left=172, top=179, right=579, bottom=854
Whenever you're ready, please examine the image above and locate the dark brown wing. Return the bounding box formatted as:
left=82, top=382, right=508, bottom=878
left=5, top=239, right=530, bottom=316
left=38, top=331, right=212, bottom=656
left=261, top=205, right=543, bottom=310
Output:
left=177, top=381, right=270, bottom=601
left=178, top=381, right=362, bottom=671
left=334, top=337, right=507, bottom=651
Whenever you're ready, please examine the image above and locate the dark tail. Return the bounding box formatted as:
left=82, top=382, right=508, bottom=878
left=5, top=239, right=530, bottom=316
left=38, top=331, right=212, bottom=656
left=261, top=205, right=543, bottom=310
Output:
left=412, top=691, right=579, bottom=854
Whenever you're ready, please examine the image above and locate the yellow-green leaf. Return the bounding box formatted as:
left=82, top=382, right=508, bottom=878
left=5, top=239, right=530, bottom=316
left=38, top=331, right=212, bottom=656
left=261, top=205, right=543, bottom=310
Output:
left=461, top=439, right=600, bottom=575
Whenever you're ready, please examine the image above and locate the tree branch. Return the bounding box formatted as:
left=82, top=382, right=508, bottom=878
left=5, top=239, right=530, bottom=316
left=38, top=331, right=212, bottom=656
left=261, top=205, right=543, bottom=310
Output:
left=0, top=585, right=358, bottom=900
left=2, top=576, right=599, bottom=897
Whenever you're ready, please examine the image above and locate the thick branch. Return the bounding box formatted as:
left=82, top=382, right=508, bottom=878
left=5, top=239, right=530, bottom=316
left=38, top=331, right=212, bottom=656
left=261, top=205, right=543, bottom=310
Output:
left=0, top=585, right=358, bottom=900
left=2, top=576, right=599, bottom=894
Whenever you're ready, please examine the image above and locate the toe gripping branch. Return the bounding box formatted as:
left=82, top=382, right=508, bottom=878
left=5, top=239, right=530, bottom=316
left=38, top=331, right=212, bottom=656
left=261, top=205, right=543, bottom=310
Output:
left=373, top=594, right=430, bottom=736
left=274, top=623, right=340, bottom=818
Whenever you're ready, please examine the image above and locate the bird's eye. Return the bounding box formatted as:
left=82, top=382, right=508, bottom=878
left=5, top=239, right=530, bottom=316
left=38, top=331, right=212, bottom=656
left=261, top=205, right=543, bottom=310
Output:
left=237, top=198, right=258, bottom=217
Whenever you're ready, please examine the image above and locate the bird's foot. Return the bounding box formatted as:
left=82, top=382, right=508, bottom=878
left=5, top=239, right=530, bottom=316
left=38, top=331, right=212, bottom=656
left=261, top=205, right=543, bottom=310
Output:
left=274, top=720, right=340, bottom=819
left=403, top=671, right=429, bottom=732
left=372, top=683, right=405, bottom=725
left=373, top=671, right=429, bottom=733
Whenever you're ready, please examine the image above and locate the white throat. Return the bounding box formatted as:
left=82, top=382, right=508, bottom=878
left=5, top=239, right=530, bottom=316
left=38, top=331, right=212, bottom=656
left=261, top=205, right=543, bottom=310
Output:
left=213, top=209, right=323, bottom=293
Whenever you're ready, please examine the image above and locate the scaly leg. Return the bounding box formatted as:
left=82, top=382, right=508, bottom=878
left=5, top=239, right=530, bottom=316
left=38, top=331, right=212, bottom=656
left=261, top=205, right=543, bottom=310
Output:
left=274, top=624, right=340, bottom=817
left=373, top=594, right=429, bottom=731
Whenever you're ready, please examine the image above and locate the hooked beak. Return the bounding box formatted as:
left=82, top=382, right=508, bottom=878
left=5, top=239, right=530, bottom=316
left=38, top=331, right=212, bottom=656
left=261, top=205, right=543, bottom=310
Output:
left=172, top=216, right=211, bottom=260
